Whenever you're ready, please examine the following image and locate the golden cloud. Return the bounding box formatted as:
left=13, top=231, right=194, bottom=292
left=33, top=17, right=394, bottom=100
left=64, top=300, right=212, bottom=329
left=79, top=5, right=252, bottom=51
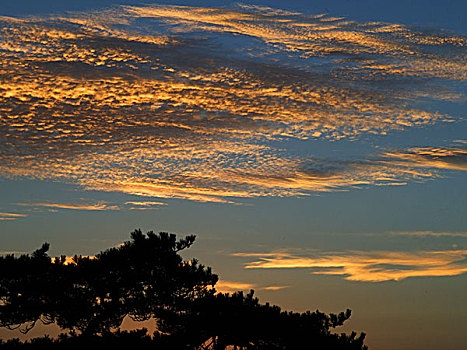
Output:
left=383, top=147, right=467, bottom=171
left=125, top=201, right=168, bottom=210
left=0, top=5, right=465, bottom=204
left=262, top=285, right=289, bottom=291
left=234, top=249, right=467, bottom=282
left=214, top=280, right=256, bottom=294
left=16, top=202, right=120, bottom=211
left=214, top=280, right=288, bottom=293
left=0, top=212, right=27, bottom=220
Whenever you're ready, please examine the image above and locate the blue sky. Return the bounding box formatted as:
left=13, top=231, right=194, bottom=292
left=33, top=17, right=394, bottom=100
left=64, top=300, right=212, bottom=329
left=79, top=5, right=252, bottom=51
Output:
left=0, top=1, right=466, bottom=349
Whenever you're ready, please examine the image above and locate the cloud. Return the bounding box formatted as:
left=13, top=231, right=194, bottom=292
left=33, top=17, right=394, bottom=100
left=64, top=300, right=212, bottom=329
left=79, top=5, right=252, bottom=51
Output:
left=262, top=285, right=289, bottom=291
left=215, top=280, right=256, bottom=293
left=0, top=212, right=27, bottom=220
left=214, top=280, right=288, bottom=293
left=0, top=5, right=465, bottom=203
left=125, top=201, right=167, bottom=210
left=123, top=4, right=466, bottom=80
left=389, top=231, right=467, bottom=238
left=233, top=249, right=467, bottom=282
left=383, top=146, right=467, bottom=171
left=16, top=202, right=120, bottom=211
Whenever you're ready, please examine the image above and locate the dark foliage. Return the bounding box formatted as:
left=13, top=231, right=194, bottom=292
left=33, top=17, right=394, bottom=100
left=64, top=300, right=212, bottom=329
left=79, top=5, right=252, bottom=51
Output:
left=0, top=230, right=217, bottom=335
left=0, top=229, right=367, bottom=349
left=158, top=290, right=367, bottom=350
left=0, top=329, right=157, bottom=350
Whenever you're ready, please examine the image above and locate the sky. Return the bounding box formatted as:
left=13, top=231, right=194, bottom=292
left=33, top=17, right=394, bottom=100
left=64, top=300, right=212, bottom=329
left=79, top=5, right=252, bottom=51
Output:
left=0, top=0, right=466, bottom=349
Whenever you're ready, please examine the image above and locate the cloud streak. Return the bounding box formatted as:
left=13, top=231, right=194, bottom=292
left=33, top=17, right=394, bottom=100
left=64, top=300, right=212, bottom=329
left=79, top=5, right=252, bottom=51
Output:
left=389, top=231, right=467, bottom=238
left=125, top=201, right=167, bottom=210
left=0, top=212, right=27, bottom=220
left=16, top=202, right=120, bottom=211
left=233, top=249, right=467, bottom=282
left=383, top=147, right=467, bottom=171
left=215, top=280, right=256, bottom=294
left=214, top=280, right=289, bottom=293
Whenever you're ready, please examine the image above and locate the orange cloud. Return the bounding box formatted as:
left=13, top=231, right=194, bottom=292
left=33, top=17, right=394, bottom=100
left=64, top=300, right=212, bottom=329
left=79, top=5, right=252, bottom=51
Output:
left=125, top=201, right=168, bottom=210
left=234, top=250, right=467, bottom=282
left=215, top=280, right=256, bottom=293
left=0, top=212, right=27, bottom=220
left=262, top=285, right=289, bottom=291
left=16, top=202, right=120, bottom=211
left=383, top=147, right=467, bottom=171
left=0, top=6, right=465, bottom=204
left=214, top=280, right=287, bottom=293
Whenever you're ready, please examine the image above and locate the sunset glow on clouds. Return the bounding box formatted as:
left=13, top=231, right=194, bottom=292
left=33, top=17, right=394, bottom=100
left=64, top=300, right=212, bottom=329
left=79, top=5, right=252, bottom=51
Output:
left=125, top=201, right=167, bottom=210
left=0, top=212, right=27, bottom=221
left=214, top=280, right=256, bottom=294
left=0, top=4, right=465, bottom=205
left=234, top=249, right=467, bottom=282
left=16, top=202, right=120, bottom=211
left=210, top=280, right=289, bottom=293
left=382, top=146, right=467, bottom=171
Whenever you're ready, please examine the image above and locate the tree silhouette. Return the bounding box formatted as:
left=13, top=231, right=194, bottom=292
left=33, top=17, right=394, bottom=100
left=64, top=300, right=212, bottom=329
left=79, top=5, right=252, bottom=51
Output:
left=158, top=290, right=367, bottom=350
left=0, top=229, right=217, bottom=335
left=0, top=229, right=367, bottom=349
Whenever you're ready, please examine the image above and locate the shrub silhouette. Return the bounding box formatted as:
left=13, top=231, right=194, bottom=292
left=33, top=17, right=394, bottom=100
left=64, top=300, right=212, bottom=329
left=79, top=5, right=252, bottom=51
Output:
left=0, top=229, right=367, bottom=349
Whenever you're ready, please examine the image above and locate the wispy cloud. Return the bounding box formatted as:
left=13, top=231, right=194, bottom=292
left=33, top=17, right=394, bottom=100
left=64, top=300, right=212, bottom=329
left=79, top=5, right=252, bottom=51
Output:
left=215, top=280, right=256, bottom=293
left=125, top=201, right=167, bottom=210
left=233, top=249, right=467, bottom=282
left=262, top=285, right=289, bottom=291
left=0, top=212, right=27, bottom=220
left=0, top=5, right=465, bottom=203
left=383, top=146, right=467, bottom=171
left=214, top=280, right=288, bottom=293
left=389, top=231, right=467, bottom=238
left=16, top=202, right=120, bottom=211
